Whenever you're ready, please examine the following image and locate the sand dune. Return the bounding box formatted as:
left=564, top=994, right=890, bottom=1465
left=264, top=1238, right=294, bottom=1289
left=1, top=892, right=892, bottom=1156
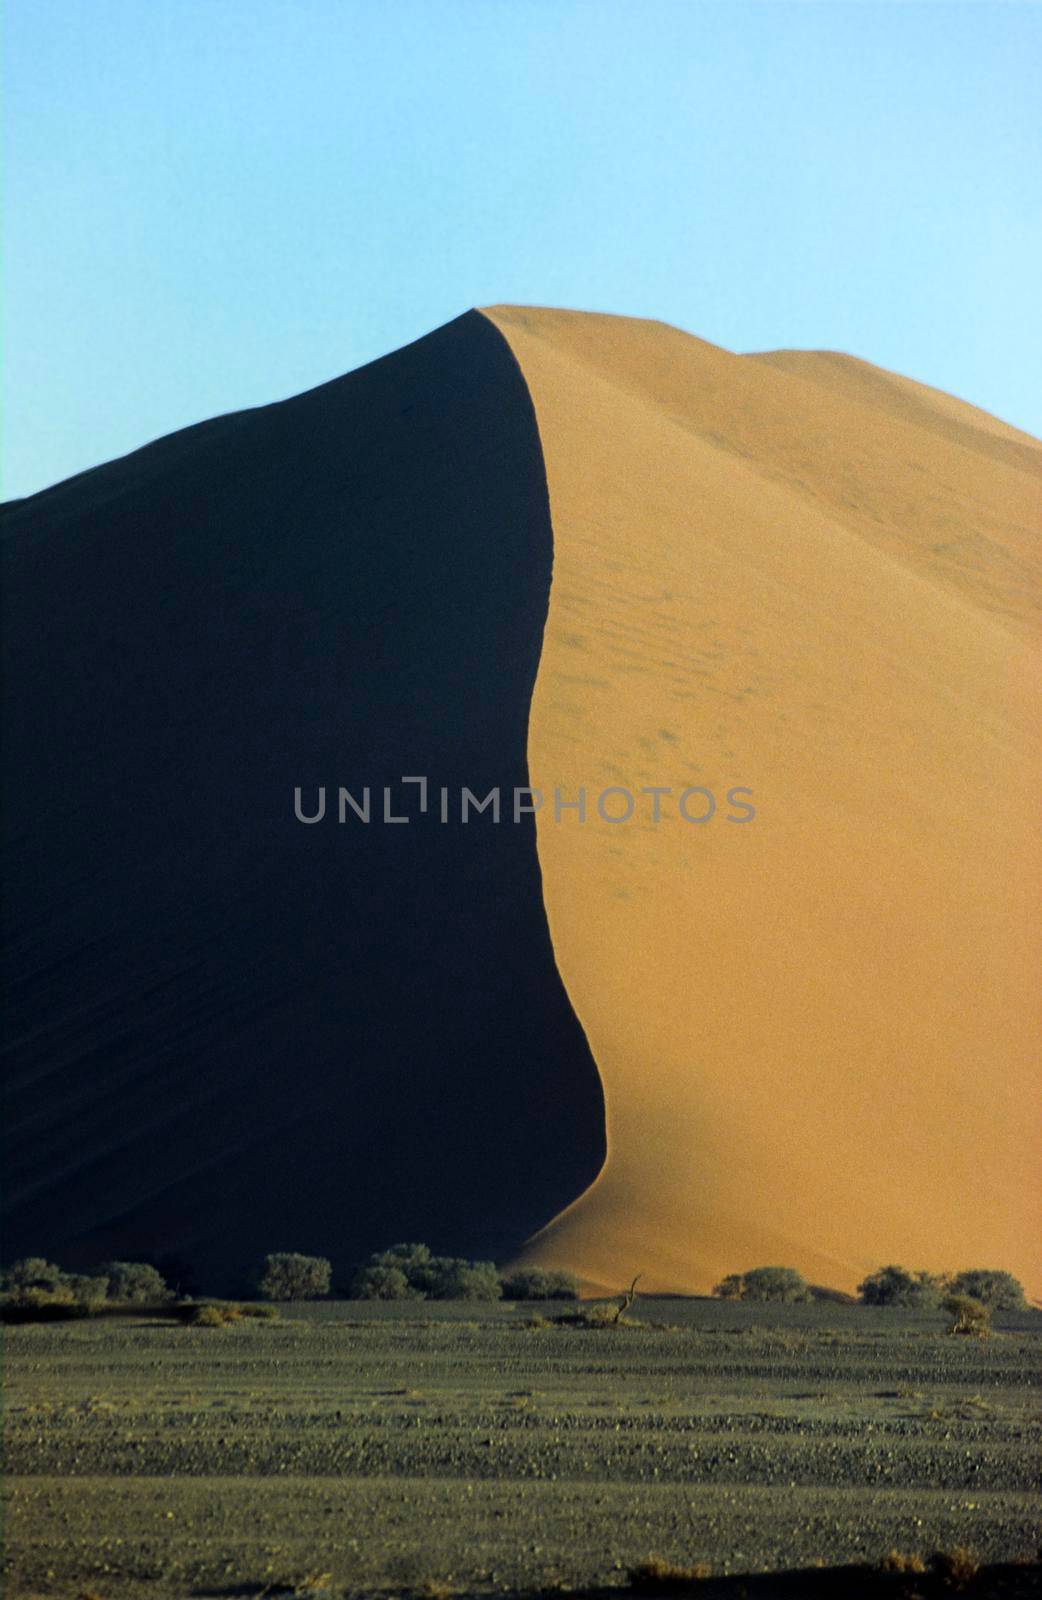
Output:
left=483, top=305, right=1041, bottom=1298
left=0, top=313, right=604, bottom=1288
left=3, top=305, right=1038, bottom=1298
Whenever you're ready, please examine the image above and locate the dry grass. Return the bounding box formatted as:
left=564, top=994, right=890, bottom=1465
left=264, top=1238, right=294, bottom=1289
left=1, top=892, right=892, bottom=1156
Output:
left=185, top=1301, right=281, bottom=1328
left=190, top=1304, right=231, bottom=1328
left=929, top=1546, right=980, bottom=1587
left=881, top=1549, right=927, bottom=1573
left=555, top=1302, right=641, bottom=1329
left=629, top=1556, right=712, bottom=1590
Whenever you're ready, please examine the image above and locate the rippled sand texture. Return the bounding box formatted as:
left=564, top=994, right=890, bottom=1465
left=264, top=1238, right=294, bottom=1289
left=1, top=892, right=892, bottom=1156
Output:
left=485, top=306, right=1041, bottom=1297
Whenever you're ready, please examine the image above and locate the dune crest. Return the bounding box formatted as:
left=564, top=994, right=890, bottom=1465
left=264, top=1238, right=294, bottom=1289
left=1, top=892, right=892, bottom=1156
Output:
left=0, top=311, right=605, bottom=1286
left=3, top=305, right=1038, bottom=1299
left=483, top=304, right=1041, bottom=1298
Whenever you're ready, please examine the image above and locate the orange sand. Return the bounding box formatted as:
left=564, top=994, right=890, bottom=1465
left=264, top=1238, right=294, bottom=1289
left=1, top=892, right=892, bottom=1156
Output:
left=483, top=306, right=1042, bottom=1299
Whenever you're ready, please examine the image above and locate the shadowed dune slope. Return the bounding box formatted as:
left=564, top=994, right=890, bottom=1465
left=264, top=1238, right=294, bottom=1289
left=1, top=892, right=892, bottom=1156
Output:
left=0, top=311, right=605, bottom=1289
left=482, top=306, right=1041, bottom=1299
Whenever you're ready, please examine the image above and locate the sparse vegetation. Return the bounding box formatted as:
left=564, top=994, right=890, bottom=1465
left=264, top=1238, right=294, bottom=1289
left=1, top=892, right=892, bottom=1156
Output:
left=713, top=1266, right=810, bottom=1302
left=944, top=1294, right=991, bottom=1337
left=1, top=1286, right=84, bottom=1322
left=350, top=1264, right=420, bottom=1300
left=258, top=1252, right=332, bottom=1300
left=947, top=1269, right=1026, bottom=1310
left=929, top=1546, right=980, bottom=1586
left=421, top=1257, right=502, bottom=1301
left=565, top=1300, right=638, bottom=1328
left=182, top=1299, right=280, bottom=1327
left=881, top=1549, right=927, bottom=1573
left=1, top=1256, right=170, bottom=1320
left=629, top=1556, right=712, bottom=1589
left=857, top=1265, right=945, bottom=1308
left=857, top=1265, right=1027, bottom=1316
left=100, top=1260, right=172, bottom=1303
left=555, top=1275, right=643, bottom=1328
left=2, top=1257, right=67, bottom=1296
left=191, top=1303, right=234, bottom=1328
left=350, top=1244, right=501, bottom=1301
left=499, top=1266, right=579, bottom=1300
left=4, top=1300, right=1038, bottom=1594
left=65, top=1272, right=110, bottom=1307
left=371, top=1242, right=433, bottom=1272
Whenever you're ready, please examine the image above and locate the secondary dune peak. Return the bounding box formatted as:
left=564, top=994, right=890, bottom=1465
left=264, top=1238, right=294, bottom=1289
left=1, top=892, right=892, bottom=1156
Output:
left=2, top=304, right=1038, bottom=1302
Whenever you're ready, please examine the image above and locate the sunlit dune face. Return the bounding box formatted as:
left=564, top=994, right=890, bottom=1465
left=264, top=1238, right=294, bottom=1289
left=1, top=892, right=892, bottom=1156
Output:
left=484, top=305, right=1042, bottom=1298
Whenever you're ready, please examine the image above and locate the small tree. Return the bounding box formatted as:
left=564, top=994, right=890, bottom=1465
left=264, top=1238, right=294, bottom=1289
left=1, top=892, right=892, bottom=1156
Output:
left=66, top=1274, right=109, bottom=1308
left=712, top=1273, right=746, bottom=1301
left=350, top=1264, right=420, bottom=1300
left=611, top=1273, right=642, bottom=1323
left=857, top=1265, right=944, bottom=1309
left=500, top=1268, right=579, bottom=1301
left=423, top=1257, right=502, bottom=1301
left=948, top=1270, right=1025, bottom=1311
left=738, top=1267, right=809, bottom=1303
left=945, top=1294, right=991, bottom=1337
left=2, top=1258, right=67, bottom=1299
left=355, top=1243, right=434, bottom=1297
left=101, top=1262, right=171, bottom=1303
left=371, top=1243, right=431, bottom=1271
left=258, top=1252, right=331, bottom=1301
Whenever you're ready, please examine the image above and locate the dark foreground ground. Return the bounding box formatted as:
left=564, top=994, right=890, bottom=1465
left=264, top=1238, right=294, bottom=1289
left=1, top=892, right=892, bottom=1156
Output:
left=3, top=1299, right=1040, bottom=1598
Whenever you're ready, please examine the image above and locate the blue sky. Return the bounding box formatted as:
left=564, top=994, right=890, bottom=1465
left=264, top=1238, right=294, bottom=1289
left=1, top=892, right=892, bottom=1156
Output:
left=5, top=0, right=1041, bottom=498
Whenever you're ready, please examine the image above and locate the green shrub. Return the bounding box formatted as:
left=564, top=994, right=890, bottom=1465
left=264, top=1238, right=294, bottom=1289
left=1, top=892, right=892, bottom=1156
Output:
left=101, top=1261, right=171, bottom=1303
left=716, top=1266, right=809, bottom=1303
left=1, top=1258, right=67, bottom=1298
left=19, top=1283, right=73, bottom=1308
left=569, top=1301, right=633, bottom=1327
left=944, top=1294, right=991, bottom=1337
left=1, top=1259, right=112, bottom=1318
left=1, top=1288, right=87, bottom=1323
left=857, top=1265, right=944, bottom=1308
left=356, top=1244, right=504, bottom=1300
left=66, top=1274, right=109, bottom=1308
left=350, top=1264, right=420, bottom=1300
left=370, top=1243, right=432, bottom=1271
left=186, top=1301, right=279, bottom=1327
left=948, top=1269, right=1025, bottom=1310
left=351, top=1244, right=434, bottom=1297
left=500, top=1268, right=579, bottom=1301
left=423, top=1258, right=502, bottom=1302
left=258, top=1252, right=331, bottom=1300
left=191, top=1304, right=233, bottom=1328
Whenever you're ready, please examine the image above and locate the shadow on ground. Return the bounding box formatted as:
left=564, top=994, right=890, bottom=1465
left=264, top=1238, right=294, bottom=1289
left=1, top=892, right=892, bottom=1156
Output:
left=196, top=1557, right=1042, bottom=1599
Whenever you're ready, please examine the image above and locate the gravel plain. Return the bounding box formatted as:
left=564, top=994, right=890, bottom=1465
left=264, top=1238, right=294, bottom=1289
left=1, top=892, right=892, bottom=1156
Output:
left=3, top=1299, right=1040, bottom=1597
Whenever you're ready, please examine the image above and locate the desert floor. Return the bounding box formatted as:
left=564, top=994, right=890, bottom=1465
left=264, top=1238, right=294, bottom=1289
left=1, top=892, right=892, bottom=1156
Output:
left=3, top=1299, right=1040, bottom=1598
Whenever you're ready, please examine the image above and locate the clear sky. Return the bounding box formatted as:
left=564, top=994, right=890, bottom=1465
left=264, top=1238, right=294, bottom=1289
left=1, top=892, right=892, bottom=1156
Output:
left=5, top=0, right=1041, bottom=499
